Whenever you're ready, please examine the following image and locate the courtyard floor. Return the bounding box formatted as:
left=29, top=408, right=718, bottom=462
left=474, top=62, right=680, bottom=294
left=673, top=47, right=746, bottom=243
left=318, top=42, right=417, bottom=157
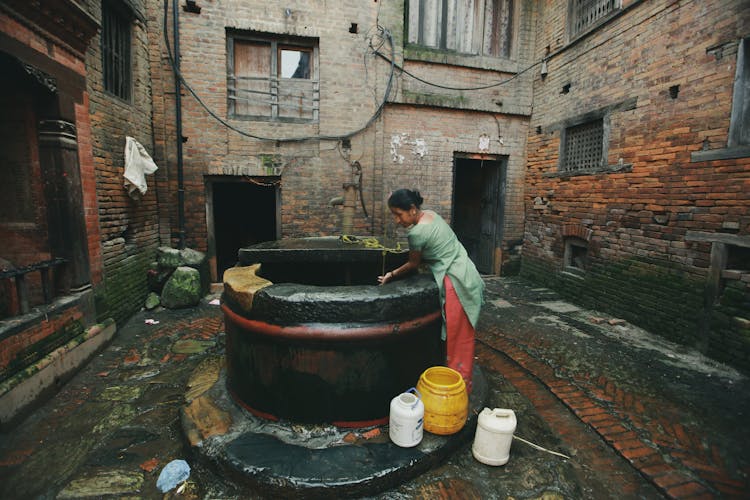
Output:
left=0, top=276, right=747, bottom=499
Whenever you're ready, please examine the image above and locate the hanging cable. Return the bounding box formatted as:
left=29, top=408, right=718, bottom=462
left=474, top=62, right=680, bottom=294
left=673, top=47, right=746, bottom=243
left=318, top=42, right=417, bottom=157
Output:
left=374, top=50, right=541, bottom=91
left=162, top=0, right=395, bottom=143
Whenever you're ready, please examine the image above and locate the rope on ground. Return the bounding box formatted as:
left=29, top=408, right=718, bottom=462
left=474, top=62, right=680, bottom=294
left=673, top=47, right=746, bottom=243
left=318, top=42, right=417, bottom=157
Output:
left=513, top=435, right=571, bottom=460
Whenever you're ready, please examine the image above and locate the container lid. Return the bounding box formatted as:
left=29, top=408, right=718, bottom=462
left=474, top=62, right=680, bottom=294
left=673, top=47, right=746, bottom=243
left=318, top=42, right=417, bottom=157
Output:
left=478, top=407, right=517, bottom=433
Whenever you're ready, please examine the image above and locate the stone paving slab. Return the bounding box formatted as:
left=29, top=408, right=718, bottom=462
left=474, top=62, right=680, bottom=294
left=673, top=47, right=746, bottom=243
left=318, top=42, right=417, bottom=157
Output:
left=1, top=277, right=746, bottom=498
left=480, top=277, right=750, bottom=499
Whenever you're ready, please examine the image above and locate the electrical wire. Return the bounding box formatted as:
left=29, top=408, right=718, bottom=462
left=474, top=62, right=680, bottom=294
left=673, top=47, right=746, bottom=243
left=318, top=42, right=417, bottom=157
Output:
left=162, top=0, right=396, bottom=143
left=374, top=49, right=541, bottom=91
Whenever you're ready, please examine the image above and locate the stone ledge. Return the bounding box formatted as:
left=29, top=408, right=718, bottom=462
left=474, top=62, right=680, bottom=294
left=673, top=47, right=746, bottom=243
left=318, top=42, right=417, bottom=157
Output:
left=0, top=319, right=116, bottom=429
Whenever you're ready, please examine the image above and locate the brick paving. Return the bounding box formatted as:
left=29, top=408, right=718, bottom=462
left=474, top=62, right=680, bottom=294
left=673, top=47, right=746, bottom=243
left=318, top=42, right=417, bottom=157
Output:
left=480, top=277, right=750, bottom=499
left=1, top=277, right=748, bottom=498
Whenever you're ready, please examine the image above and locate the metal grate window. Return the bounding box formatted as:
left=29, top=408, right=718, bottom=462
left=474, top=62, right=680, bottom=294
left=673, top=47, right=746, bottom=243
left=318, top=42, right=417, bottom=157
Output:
left=101, top=1, right=131, bottom=101
left=569, top=0, right=619, bottom=38
left=562, top=119, right=604, bottom=171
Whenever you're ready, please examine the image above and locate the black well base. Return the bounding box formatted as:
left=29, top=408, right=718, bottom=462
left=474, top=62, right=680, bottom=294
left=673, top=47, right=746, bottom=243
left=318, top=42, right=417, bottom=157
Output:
left=182, top=362, right=487, bottom=498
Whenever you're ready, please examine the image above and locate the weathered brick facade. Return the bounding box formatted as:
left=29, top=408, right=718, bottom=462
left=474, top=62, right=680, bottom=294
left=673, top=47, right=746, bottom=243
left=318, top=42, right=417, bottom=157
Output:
left=85, top=0, right=160, bottom=326
left=522, top=0, right=750, bottom=372
left=0, top=0, right=106, bottom=423
left=149, top=0, right=533, bottom=279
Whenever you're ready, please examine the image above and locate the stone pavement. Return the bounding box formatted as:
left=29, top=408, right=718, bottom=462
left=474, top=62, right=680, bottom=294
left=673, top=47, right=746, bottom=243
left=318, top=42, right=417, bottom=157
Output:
left=0, top=276, right=748, bottom=499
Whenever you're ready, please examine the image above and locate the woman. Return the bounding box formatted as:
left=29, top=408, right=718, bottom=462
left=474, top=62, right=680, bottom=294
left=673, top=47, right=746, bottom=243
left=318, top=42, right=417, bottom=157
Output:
left=379, top=189, right=484, bottom=390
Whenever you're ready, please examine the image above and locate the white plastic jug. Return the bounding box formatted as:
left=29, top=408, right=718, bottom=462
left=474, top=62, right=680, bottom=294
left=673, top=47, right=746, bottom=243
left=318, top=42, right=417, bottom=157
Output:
left=389, top=388, right=424, bottom=447
left=472, top=407, right=516, bottom=465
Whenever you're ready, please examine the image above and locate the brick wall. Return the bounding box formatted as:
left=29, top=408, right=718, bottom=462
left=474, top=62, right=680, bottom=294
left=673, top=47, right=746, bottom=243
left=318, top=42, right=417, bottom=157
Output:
left=522, top=0, right=750, bottom=372
left=0, top=2, right=101, bottom=389
left=148, top=0, right=534, bottom=277
left=379, top=105, right=527, bottom=252
left=0, top=308, right=83, bottom=381
left=85, top=0, right=160, bottom=325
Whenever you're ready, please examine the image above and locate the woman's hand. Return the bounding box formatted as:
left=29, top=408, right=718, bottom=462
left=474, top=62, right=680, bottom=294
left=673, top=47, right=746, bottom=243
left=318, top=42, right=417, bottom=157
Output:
left=377, top=271, right=394, bottom=285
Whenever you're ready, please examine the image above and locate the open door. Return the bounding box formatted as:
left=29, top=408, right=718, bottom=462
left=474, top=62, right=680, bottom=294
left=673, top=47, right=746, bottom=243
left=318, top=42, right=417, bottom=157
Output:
left=452, top=155, right=505, bottom=274
left=208, top=177, right=279, bottom=280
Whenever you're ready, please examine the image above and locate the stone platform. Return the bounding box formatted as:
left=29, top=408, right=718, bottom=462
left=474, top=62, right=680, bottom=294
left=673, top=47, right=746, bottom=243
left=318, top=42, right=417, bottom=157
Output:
left=181, top=356, right=487, bottom=498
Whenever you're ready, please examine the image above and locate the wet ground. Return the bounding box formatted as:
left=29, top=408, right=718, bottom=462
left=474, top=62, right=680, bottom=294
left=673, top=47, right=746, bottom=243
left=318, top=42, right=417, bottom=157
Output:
left=1, top=276, right=748, bottom=499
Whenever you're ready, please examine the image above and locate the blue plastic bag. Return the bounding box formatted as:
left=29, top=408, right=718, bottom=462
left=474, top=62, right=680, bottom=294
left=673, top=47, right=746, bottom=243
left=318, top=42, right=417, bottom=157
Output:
left=156, top=459, right=191, bottom=493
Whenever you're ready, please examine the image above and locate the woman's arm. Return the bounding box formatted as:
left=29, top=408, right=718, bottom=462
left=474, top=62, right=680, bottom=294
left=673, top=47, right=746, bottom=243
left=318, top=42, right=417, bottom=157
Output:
left=378, top=250, right=422, bottom=285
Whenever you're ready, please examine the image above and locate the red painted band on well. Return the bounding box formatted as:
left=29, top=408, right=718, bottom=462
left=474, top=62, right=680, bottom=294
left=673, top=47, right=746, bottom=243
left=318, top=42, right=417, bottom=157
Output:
left=222, top=303, right=441, bottom=341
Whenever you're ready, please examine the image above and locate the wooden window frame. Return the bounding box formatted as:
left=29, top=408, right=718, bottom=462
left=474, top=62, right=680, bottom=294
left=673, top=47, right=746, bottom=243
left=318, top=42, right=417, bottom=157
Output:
left=728, top=37, right=750, bottom=148
left=101, top=0, right=132, bottom=102
left=227, top=32, right=319, bottom=123
left=564, top=237, right=588, bottom=277
left=406, top=0, right=515, bottom=58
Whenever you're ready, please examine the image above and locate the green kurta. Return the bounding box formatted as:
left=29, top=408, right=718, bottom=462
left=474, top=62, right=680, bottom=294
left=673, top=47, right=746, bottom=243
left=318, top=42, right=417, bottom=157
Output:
left=408, top=210, right=485, bottom=340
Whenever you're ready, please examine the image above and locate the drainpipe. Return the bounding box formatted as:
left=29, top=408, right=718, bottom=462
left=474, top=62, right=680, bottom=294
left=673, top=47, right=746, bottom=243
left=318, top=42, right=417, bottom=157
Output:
left=173, top=0, right=186, bottom=249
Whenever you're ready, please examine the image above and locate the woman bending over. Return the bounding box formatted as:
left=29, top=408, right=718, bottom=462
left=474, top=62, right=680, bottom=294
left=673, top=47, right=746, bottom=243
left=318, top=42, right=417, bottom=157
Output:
left=379, top=189, right=484, bottom=390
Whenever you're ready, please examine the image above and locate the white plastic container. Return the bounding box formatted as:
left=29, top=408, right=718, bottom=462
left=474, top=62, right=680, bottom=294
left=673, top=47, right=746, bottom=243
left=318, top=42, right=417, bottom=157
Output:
left=389, top=388, right=424, bottom=447
left=472, top=408, right=516, bottom=465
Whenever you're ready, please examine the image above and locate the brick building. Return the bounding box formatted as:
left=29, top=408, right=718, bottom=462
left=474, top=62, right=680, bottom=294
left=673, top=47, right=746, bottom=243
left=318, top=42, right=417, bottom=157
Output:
left=151, top=0, right=532, bottom=279
left=2, top=0, right=749, bottom=427
left=0, top=0, right=157, bottom=425
left=522, top=0, right=750, bottom=372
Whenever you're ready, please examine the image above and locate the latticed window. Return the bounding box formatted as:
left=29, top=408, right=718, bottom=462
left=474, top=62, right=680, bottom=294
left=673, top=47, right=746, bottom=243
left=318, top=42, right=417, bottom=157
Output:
left=101, top=0, right=132, bottom=101
left=407, top=0, right=514, bottom=58
left=227, top=33, right=319, bottom=122
left=561, top=119, right=604, bottom=171
left=568, top=0, right=620, bottom=38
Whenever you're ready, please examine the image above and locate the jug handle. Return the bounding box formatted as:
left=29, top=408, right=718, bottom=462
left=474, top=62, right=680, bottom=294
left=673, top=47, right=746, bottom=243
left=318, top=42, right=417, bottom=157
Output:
left=406, top=387, right=421, bottom=409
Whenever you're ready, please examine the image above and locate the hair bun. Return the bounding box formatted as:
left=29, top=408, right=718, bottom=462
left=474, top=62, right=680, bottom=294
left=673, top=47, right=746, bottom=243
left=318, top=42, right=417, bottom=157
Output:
left=411, top=189, right=424, bottom=206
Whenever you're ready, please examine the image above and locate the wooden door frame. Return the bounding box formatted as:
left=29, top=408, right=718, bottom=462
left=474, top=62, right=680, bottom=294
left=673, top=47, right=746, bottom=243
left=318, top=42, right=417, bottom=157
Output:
left=451, top=152, right=507, bottom=275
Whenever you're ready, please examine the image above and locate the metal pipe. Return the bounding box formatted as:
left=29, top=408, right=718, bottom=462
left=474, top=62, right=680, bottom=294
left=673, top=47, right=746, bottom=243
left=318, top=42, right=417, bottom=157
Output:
left=341, top=183, right=357, bottom=235
left=173, top=0, right=186, bottom=249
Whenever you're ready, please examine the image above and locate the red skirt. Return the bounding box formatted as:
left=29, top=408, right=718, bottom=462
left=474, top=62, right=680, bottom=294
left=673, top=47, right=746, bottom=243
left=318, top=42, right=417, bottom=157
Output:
left=443, top=275, right=475, bottom=392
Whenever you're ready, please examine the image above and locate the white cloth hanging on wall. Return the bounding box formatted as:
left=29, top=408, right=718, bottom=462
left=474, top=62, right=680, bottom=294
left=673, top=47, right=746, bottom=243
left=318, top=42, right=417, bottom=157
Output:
left=123, top=136, right=158, bottom=199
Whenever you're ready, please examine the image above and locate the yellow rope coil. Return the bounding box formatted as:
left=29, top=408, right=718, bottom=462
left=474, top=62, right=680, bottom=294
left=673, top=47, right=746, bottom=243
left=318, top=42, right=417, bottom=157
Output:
left=340, top=234, right=404, bottom=254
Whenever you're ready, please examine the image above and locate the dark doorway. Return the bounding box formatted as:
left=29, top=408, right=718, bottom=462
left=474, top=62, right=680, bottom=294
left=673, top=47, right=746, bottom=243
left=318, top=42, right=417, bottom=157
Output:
left=211, top=179, right=278, bottom=279
left=452, top=155, right=504, bottom=274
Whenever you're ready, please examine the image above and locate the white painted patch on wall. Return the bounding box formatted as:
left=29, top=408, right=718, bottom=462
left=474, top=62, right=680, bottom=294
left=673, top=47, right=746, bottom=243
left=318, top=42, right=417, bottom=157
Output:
left=391, top=133, right=427, bottom=162
left=478, top=134, right=490, bottom=152
left=413, top=138, right=427, bottom=158
left=390, top=134, right=406, bottom=163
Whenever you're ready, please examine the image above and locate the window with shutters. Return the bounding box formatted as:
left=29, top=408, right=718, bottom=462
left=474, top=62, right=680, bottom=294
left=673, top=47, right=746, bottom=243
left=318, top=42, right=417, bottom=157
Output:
left=227, top=32, right=319, bottom=122
left=101, top=0, right=132, bottom=101
left=406, top=0, right=514, bottom=58
left=568, top=0, right=621, bottom=39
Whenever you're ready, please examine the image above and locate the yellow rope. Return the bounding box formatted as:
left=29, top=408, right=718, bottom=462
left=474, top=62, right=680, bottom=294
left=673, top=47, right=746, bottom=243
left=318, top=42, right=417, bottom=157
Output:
left=340, top=235, right=404, bottom=276
left=340, top=234, right=403, bottom=253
